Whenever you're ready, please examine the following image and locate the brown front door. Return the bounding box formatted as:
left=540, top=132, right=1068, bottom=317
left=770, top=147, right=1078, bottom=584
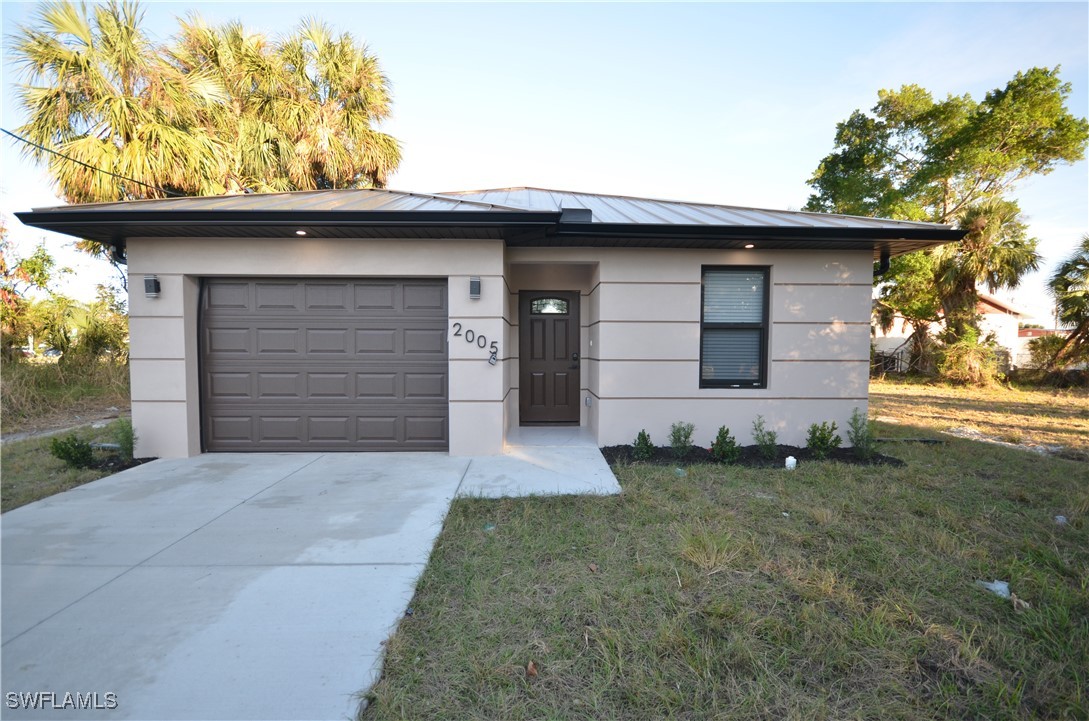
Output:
left=519, top=291, right=581, bottom=424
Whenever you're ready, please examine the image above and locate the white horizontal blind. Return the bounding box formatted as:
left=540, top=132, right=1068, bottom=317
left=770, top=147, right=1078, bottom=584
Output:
left=702, top=329, right=761, bottom=381
left=703, top=270, right=765, bottom=323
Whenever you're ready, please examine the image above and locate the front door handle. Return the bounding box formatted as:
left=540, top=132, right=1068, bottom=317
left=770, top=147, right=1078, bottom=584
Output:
left=570, top=352, right=579, bottom=369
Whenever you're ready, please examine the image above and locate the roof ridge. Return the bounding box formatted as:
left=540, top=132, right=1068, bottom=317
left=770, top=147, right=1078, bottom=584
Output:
left=420, top=190, right=540, bottom=212
left=439, top=186, right=953, bottom=229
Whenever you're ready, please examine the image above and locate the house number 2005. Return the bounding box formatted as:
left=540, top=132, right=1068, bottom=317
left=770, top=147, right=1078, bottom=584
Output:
left=451, top=323, right=499, bottom=365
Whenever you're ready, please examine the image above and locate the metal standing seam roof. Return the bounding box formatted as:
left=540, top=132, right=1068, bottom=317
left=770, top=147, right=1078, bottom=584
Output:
left=15, top=186, right=965, bottom=258
left=437, top=186, right=947, bottom=230
left=28, top=188, right=534, bottom=214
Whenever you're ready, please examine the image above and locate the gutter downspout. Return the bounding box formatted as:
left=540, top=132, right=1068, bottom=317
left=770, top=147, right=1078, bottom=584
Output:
left=874, top=248, right=891, bottom=277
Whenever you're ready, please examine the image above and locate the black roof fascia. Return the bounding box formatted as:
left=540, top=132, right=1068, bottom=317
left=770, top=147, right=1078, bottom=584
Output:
left=15, top=208, right=561, bottom=230
left=545, top=222, right=967, bottom=243
left=15, top=208, right=965, bottom=255
left=14, top=208, right=563, bottom=247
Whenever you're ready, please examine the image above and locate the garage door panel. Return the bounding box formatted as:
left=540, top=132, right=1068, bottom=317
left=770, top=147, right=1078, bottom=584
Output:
left=404, top=373, right=446, bottom=399
left=208, top=416, right=254, bottom=444
left=309, top=416, right=351, bottom=442
left=306, top=328, right=350, bottom=354
left=207, top=327, right=251, bottom=354
left=255, top=282, right=302, bottom=310
left=354, top=284, right=397, bottom=311
left=256, top=328, right=302, bottom=355
left=357, top=416, right=398, bottom=443
left=305, top=284, right=350, bottom=311
left=405, top=328, right=447, bottom=355
left=256, top=372, right=303, bottom=399
left=202, top=278, right=448, bottom=451
left=405, top=414, right=447, bottom=443
left=208, top=372, right=251, bottom=399
left=258, top=416, right=305, bottom=442
left=356, top=373, right=397, bottom=399
left=356, top=328, right=398, bottom=354
left=206, top=282, right=250, bottom=310
left=309, top=373, right=352, bottom=398
left=403, top=283, right=447, bottom=312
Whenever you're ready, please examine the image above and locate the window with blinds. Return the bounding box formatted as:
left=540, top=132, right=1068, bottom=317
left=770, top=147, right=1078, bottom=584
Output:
left=700, top=267, right=769, bottom=387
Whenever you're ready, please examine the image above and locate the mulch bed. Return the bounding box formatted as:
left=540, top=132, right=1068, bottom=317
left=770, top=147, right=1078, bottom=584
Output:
left=600, top=444, right=904, bottom=467
left=87, top=455, right=157, bottom=473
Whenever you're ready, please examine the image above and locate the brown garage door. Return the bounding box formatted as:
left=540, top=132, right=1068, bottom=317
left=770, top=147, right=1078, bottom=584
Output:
left=201, top=278, right=448, bottom=451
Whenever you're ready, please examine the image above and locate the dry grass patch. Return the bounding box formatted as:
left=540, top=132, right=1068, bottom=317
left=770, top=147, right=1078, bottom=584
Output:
left=870, top=377, right=1089, bottom=459
left=1, top=360, right=129, bottom=435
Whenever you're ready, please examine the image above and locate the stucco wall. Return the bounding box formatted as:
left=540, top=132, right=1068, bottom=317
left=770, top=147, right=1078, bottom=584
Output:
left=506, top=247, right=873, bottom=447
left=129, top=236, right=873, bottom=457
left=127, top=236, right=506, bottom=458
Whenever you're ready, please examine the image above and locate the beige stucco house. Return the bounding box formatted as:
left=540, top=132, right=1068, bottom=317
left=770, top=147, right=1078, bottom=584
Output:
left=18, top=187, right=963, bottom=458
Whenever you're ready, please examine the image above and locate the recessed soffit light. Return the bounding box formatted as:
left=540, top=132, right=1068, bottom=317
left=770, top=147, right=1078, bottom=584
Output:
left=295, top=230, right=307, bottom=236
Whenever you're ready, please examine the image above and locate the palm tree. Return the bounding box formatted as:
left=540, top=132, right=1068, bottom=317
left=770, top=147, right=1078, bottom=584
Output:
left=11, top=0, right=227, bottom=202
left=1049, top=235, right=1089, bottom=365
left=167, top=16, right=287, bottom=194
left=931, top=198, right=1040, bottom=340
left=13, top=2, right=403, bottom=205
left=169, top=17, right=401, bottom=191
left=277, top=20, right=401, bottom=189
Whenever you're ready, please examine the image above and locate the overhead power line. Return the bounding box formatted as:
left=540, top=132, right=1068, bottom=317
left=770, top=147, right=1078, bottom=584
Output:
left=1, top=127, right=187, bottom=198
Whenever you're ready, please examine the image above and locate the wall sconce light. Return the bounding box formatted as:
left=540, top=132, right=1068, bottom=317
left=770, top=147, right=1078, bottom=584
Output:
left=469, top=276, right=481, bottom=300
left=144, top=275, right=161, bottom=298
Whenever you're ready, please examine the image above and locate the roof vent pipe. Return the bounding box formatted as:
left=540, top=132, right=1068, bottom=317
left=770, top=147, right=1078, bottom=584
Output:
left=875, top=248, right=891, bottom=277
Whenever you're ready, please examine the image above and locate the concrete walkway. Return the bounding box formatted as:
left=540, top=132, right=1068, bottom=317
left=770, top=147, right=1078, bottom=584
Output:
left=1, top=446, right=618, bottom=721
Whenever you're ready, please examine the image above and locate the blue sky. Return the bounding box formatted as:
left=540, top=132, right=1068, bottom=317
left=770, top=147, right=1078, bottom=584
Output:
left=2, top=1, right=1087, bottom=321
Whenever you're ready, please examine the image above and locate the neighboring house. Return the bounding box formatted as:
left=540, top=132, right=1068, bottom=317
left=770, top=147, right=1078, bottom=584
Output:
left=17, top=187, right=963, bottom=458
left=1014, top=328, right=1070, bottom=368
left=873, top=292, right=1025, bottom=364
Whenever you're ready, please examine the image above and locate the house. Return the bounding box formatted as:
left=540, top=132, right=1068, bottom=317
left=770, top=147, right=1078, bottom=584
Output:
left=873, top=292, right=1025, bottom=366
left=1014, top=327, right=1070, bottom=368
left=16, top=187, right=964, bottom=458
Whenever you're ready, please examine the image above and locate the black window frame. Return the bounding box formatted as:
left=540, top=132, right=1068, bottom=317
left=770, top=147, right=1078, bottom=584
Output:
left=699, top=266, right=770, bottom=389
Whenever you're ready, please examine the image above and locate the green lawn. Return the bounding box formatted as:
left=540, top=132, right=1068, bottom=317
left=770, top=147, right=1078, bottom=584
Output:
left=1, top=421, right=132, bottom=513
left=364, top=386, right=1088, bottom=720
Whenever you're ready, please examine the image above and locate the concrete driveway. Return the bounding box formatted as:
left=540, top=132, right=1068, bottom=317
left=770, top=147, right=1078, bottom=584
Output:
left=2, top=442, right=619, bottom=720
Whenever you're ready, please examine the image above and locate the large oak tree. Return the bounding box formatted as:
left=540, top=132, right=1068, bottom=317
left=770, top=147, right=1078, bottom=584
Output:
left=806, top=67, right=1088, bottom=342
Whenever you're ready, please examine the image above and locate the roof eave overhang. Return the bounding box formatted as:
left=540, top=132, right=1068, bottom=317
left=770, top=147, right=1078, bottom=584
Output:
left=13, top=209, right=564, bottom=246
left=516, top=223, right=966, bottom=259
left=14, top=210, right=965, bottom=259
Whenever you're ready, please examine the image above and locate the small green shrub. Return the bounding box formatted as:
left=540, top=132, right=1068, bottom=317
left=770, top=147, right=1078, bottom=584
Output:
left=710, top=426, right=741, bottom=463
left=669, top=422, right=695, bottom=459
left=633, top=429, right=654, bottom=461
left=751, top=415, right=778, bottom=460
left=49, top=434, right=94, bottom=468
left=938, top=329, right=1000, bottom=386
left=847, top=408, right=875, bottom=460
left=805, top=421, right=842, bottom=460
left=114, top=418, right=136, bottom=461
